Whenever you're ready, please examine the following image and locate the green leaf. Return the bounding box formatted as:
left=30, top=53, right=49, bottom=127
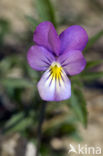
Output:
left=5, top=112, right=25, bottom=128
left=0, top=78, right=33, bottom=88
left=80, top=71, right=103, bottom=81
left=35, top=0, right=57, bottom=27
left=85, top=30, right=103, bottom=51
left=0, top=19, right=10, bottom=45
left=86, top=60, right=103, bottom=69
left=43, top=114, right=77, bottom=135
left=69, top=88, right=87, bottom=127
left=26, top=16, right=40, bottom=30
left=8, top=117, right=33, bottom=133
left=3, top=111, right=35, bottom=134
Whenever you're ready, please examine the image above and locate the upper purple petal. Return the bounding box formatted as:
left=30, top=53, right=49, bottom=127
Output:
left=58, top=49, right=86, bottom=76
left=33, top=21, right=60, bottom=56
left=59, top=25, right=88, bottom=53
left=27, top=45, right=55, bottom=71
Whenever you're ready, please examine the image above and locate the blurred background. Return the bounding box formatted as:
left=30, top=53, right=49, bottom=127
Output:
left=0, top=0, right=103, bottom=155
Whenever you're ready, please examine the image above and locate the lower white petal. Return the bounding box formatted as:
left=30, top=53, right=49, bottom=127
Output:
left=37, top=64, right=71, bottom=101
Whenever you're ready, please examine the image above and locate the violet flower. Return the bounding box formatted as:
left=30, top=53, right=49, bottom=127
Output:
left=27, top=21, right=88, bottom=101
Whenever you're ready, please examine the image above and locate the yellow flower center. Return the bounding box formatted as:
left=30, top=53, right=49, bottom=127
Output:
left=50, top=62, right=62, bottom=80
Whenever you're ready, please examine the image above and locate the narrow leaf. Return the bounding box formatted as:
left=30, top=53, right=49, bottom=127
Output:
left=26, top=16, right=40, bottom=30
left=85, top=30, right=103, bottom=51
left=0, top=78, right=33, bottom=88
left=3, top=112, right=34, bottom=134
left=80, top=72, right=103, bottom=81
left=35, top=0, right=57, bottom=27
left=86, top=60, right=103, bottom=69
left=69, top=88, right=87, bottom=127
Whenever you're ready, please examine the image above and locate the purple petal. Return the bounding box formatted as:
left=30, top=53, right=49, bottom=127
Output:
left=27, top=45, right=55, bottom=71
left=37, top=68, right=71, bottom=101
left=33, top=21, right=60, bottom=56
left=58, top=50, right=86, bottom=76
left=59, top=25, right=88, bottom=53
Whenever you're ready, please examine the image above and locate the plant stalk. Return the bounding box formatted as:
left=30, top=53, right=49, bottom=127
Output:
left=36, top=101, right=47, bottom=156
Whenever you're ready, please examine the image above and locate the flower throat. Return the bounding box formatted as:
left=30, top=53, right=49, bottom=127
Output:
left=50, top=62, right=62, bottom=80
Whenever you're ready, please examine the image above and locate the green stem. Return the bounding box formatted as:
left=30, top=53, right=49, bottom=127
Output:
left=36, top=101, right=47, bottom=156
